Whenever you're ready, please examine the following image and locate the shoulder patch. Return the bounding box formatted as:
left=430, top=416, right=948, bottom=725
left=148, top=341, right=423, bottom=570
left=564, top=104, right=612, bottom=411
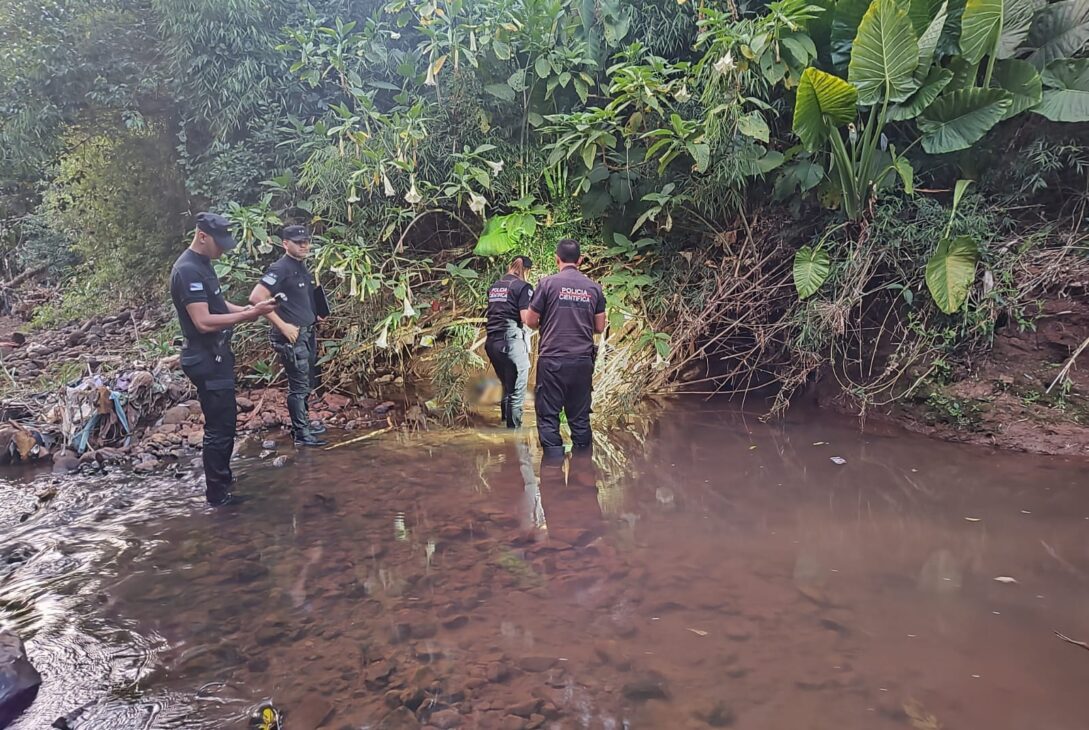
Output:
left=262, top=273, right=278, bottom=286
left=189, top=282, right=204, bottom=292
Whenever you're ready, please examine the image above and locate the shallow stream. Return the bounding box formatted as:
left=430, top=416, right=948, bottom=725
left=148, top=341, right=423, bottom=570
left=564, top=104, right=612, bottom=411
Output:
left=2, top=401, right=1088, bottom=729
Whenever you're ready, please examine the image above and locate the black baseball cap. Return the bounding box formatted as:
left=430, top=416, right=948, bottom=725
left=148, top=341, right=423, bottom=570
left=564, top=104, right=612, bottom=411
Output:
left=195, top=212, right=237, bottom=251
left=281, top=225, right=310, bottom=242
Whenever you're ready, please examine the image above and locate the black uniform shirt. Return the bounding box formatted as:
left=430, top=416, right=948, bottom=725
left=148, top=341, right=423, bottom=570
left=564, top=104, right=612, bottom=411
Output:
left=170, top=249, right=229, bottom=345
left=260, top=254, right=317, bottom=327
left=528, top=267, right=606, bottom=360
left=485, top=274, right=533, bottom=339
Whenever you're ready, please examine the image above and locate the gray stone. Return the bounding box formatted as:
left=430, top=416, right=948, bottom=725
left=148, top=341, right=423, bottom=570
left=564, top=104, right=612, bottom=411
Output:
left=622, top=671, right=670, bottom=702
left=0, top=632, right=42, bottom=727
left=697, top=701, right=736, bottom=727
left=508, top=699, right=542, bottom=718
left=262, top=440, right=277, bottom=450
left=51, top=450, right=80, bottom=474
left=517, top=656, right=556, bottom=673
left=162, top=405, right=190, bottom=425
left=376, top=710, right=422, bottom=730
left=429, top=709, right=463, bottom=728
left=272, top=456, right=289, bottom=468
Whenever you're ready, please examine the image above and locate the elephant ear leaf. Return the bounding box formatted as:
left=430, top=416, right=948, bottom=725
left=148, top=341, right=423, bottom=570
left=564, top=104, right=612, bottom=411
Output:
left=793, top=245, right=832, bottom=300
left=918, top=88, right=1012, bottom=153
left=992, top=59, right=1042, bottom=119
left=848, top=0, right=921, bottom=105
left=1034, top=58, right=1089, bottom=122
left=793, top=68, right=858, bottom=151
left=1026, top=0, right=1089, bottom=70
left=926, top=235, right=979, bottom=314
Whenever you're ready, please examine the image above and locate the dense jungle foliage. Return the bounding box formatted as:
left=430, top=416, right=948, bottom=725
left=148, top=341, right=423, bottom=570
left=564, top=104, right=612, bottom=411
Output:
left=1, top=0, right=1087, bottom=421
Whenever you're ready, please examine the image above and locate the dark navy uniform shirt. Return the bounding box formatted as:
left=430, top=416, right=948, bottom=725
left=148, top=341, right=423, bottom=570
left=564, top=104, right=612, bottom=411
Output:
left=529, top=267, right=606, bottom=360
left=260, top=254, right=317, bottom=327
left=170, top=249, right=229, bottom=346
left=485, top=274, right=533, bottom=339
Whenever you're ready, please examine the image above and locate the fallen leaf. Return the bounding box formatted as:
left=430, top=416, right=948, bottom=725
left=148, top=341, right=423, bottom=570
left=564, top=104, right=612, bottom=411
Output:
left=964, top=517, right=982, bottom=522
left=686, top=628, right=708, bottom=637
left=993, top=576, right=1018, bottom=584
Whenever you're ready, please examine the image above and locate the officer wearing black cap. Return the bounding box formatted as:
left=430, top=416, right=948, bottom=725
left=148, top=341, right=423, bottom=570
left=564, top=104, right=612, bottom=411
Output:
left=249, top=225, right=327, bottom=447
left=525, top=239, right=606, bottom=460
left=484, top=255, right=534, bottom=428
left=170, top=213, right=278, bottom=505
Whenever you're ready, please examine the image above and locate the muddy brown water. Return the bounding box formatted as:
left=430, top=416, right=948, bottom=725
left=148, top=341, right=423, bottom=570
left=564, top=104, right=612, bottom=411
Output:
left=2, top=400, right=1088, bottom=730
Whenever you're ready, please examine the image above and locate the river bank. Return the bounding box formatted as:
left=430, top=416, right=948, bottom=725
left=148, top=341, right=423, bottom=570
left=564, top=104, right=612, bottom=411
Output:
left=0, top=280, right=1086, bottom=476
left=813, top=292, right=1089, bottom=458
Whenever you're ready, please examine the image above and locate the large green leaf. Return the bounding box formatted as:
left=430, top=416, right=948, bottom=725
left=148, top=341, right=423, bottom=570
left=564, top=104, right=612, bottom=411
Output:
left=918, top=88, right=1012, bottom=153
left=909, top=0, right=945, bottom=35
left=916, top=1, right=949, bottom=79
left=793, top=246, right=832, bottom=300
left=996, top=0, right=1037, bottom=58
left=738, top=111, right=771, bottom=142
left=849, top=0, right=921, bottom=104
left=1027, top=0, right=1089, bottom=69
left=926, top=235, right=979, bottom=314
left=793, top=67, right=859, bottom=151
left=959, top=0, right=1000, bottom=63
left=1034, top=58, right=1089, bottom=122
left=773, top=160, right=825, bottom=200
left=992, top=59, right=1042, bottom=118
left=473, top=217, right=513, bottom=257
left=890, top=67, right=953, bottom=120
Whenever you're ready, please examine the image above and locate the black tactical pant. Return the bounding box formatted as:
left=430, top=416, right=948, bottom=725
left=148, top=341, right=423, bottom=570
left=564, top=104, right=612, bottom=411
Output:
left=485, top=324, right=531, bottom=428
left=181, top=347, right=237, bottom=505
left=271, top=325, right=318, bottom=438
left=535, top=356, right=594, bottom=456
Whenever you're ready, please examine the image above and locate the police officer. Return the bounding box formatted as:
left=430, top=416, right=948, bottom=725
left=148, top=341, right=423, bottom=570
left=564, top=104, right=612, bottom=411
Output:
left=170, top=213, right=278, bottom=505
left=248, top=225, right=327, bottom=447
left=484, top=255, right=534, bottom=428
left=525, top=239, right=606, bottom=459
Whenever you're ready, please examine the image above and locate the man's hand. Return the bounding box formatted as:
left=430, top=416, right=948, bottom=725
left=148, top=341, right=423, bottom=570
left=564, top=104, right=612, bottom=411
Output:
left=248, top=299, right=279, bottom=319
left=279, top=322, right=300, bottom=344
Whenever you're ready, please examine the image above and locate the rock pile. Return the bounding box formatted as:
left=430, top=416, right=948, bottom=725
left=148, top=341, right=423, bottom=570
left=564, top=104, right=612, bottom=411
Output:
left=0, top=300, right=402, bottom=476
left=0, top=308, right=165, bottom=382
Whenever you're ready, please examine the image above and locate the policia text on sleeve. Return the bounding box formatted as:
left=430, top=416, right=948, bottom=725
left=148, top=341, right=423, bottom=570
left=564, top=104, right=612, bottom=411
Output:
left=525, top=239, right=606, bottom=460
left=169, top=212, right=278, bottom=506
left=248, top=225, right=329, bottom=447
left=484, top=256, right=534, bottom=429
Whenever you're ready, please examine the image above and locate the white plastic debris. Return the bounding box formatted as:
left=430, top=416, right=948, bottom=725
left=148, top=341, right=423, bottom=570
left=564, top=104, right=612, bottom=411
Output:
left=994, top=576, right=1018, bottom=584
left=830, top=456, right=847, bottom=465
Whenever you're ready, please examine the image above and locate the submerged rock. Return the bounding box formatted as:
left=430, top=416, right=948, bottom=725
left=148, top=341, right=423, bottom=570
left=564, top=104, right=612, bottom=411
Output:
left=51, top=449, right=80, bottom=474
left=622, top=671, right=671, bottom=702
left=0, top=631, right=42, bottom=727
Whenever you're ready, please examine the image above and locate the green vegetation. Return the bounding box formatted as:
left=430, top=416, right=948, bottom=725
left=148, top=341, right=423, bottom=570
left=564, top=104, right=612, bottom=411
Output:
left=1, top=0, right=1086, bottom=421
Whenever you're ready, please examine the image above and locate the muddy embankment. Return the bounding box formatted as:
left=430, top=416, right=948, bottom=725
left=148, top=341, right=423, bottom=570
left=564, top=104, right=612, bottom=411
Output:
left=815, top=294, right=1089, bottom=458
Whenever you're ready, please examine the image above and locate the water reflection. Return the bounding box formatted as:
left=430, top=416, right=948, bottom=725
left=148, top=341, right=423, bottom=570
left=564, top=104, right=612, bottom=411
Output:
left=2, top=404, right=1089, bottom=729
